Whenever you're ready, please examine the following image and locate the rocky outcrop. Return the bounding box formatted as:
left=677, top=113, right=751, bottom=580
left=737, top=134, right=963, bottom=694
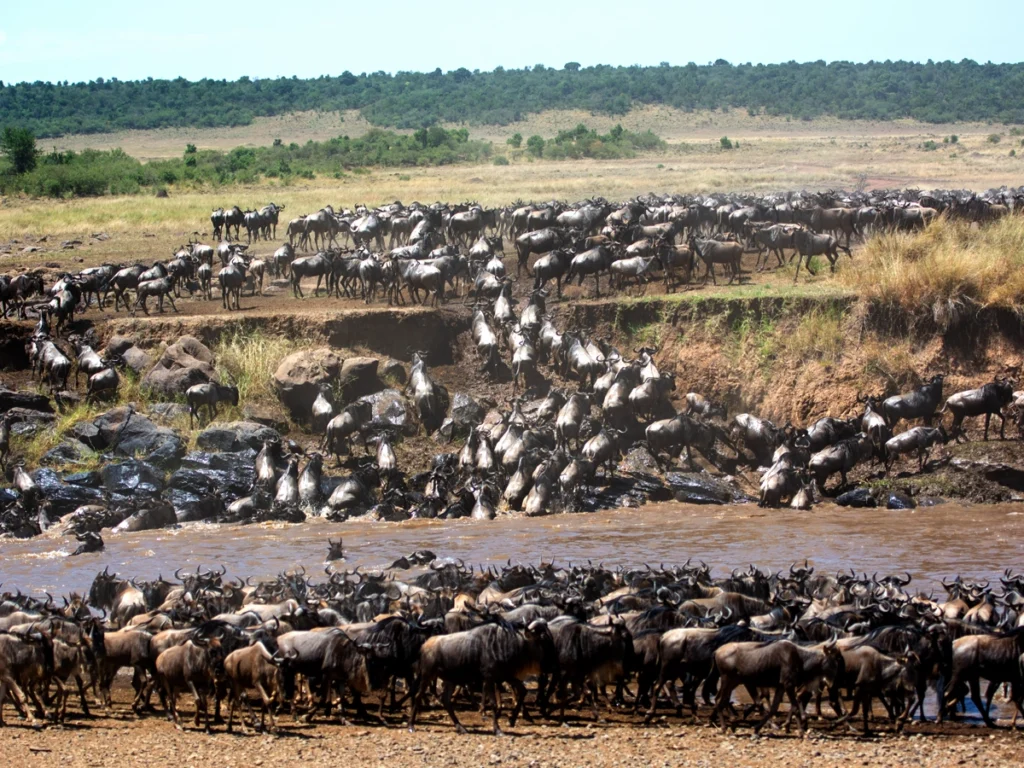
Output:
left=141, top=336, right=217, bottom=398
left=273, top=348, right=343, bottom=421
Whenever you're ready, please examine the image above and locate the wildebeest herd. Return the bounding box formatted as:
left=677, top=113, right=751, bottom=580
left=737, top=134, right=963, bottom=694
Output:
left=3, top=185, right=1022, bottom=326
left=0, top=559, right=1023, bottom=735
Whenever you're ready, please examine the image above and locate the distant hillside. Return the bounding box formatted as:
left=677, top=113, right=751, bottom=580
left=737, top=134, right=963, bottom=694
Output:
left=3, top=60, right=1023, bottom=138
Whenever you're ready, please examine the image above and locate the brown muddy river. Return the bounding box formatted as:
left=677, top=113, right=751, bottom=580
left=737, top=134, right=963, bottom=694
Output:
left=2, top=501, right=1023, bottom=594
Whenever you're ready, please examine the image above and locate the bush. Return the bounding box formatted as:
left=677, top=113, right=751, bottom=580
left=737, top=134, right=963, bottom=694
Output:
left=720, top=136, right=733, bottom=150
left=493, top=155, right=509, bottom=166
left=949, top=134, right=959, bottom=144
left=526, top=134, right=545, bottom=157
left=507, top=133, right=522, bottom=149
left=921, top=140, right=939, bottom=151
left=988, top=133, right=1002, bottom=144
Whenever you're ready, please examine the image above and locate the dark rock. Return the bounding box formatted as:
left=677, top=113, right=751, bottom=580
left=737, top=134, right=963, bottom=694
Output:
left=449, top=393, right=485, bottom=435
left=147, top=402, right=189, bottom=422
left=30, top=468, right=106, bottom=517
left=273, top=348, right=344, bottom=420
left=619, top=446, right=661, bottom=475
left=54, top=391, right=82, bottom=408
left=142, top=336, right=217, bottom=397
left=951, top=458, right=1024, bottom=492
left=196, top=421, right=281, bottom=453
left=145, top=437, right=187, bottom=470
left=62, top=471, right=103, bottom=488
left=104, top=335, right=138, bottom=357
left=885, top=491, right=916, bottom=510
left=359, top=388, right=414, bottom=435
left=92, top=407, right=185, bottom=467
left=70, top=421, right=105, bottom=450
left=836, top=487, right=877, bottom=508
left=627, top=473, right=673, bottom=502
left=10, top=421, right=47, bottom=438
left=177, top=450, right=255, bottom=496
left=120, top=346, right=153, bottom=375
left=101, top=460, right=164, bottom=496
left=5, top=408, right=56, bottom=430
left=40, top=441, right=95, bottom=466
left=241, top=405, right=289, bottom=433
left=665, top=472, right=742, bottom=504
left=339, top=356, right=381, bottom=400
left=381, top=359, right=407, bottom=385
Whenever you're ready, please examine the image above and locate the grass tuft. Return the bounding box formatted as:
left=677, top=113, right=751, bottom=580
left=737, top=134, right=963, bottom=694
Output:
left=213, top=329, right=300, bottom=404
left=841, top=216, right=1024, bottom=330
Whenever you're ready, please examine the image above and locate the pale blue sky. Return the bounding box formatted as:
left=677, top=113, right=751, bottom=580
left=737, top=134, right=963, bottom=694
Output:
left=1, top=0, right=1017, bottom=84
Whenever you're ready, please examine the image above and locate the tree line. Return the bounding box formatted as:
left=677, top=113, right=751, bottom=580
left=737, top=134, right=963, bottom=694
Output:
left=0, top=123, right=665, bottom=197
left=2, top=59, right=1022, bottom=138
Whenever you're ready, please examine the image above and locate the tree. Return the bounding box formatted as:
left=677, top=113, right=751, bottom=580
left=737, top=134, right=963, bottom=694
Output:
left=564, top=62, right=580, bottom=72
left=1, top=127, right=39, bottom=174
left=507, top=132, right=522, bottom=148
left=526, top=135, right=545, bottom=157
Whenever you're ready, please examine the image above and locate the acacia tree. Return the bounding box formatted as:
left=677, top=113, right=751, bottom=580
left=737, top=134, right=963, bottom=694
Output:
left=0, top=126, right=39, bottom=174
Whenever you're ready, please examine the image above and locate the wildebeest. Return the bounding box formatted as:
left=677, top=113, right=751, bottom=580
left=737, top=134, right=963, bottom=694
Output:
left=939, top=378, right=1014, bottom=440
left=409, top=618, right=554, bottom=735
left=882, top=375, right=944, bottom=429
left=711, top=640, right=844, bottom=734
left=186, top=382, right=241, bottom=428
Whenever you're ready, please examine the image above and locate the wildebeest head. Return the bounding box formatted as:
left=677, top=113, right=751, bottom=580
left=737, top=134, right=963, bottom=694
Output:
left=88, top=566, right=119, bottom=608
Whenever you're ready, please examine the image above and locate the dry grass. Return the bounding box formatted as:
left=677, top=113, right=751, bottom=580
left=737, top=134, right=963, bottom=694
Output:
left=840, top=215, right=1024, bottom=330
left=212, top=329, right=300, bottom=405
left=781, top=304, right=846, bottom=364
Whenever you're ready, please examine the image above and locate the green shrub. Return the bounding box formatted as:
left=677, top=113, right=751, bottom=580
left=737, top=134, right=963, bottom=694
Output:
left=493, top=155, right=509, bottom=165
left=720, top=136, right=733, bottom=150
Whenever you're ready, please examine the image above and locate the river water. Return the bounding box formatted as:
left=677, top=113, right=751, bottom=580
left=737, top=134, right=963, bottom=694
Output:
left=3, top=501, right=1023, bottom=594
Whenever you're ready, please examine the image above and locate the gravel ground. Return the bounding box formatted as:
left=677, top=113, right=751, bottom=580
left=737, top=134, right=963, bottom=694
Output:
left=2, top=683, right=1023, bottom=768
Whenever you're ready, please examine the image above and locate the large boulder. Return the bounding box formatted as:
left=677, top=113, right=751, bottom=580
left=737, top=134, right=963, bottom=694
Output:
left=5, top=408, right=56, bottom=438
left=101, top=460, right=165, bottom=496
left=0, top=387, right=53, bottom=414
left=121, top=346, right=154, bottom=376
left=30, top=468, right=106, bottom=518
left=141, top=336, right=217, bottom=398
left=273, top=348, right=344, bottom=421
left=448, top=393, right=485, bottom=436
left=90, top=407, right=186, bottom=468
left=41, top=440, right=95, bottom=467
left=103, top=335, right=137, bottom=357
left=339, top=357, right=382, bottom=400
left=196, top=421, right=281, bottom=453
left=359, top=388, right=415, bottom=436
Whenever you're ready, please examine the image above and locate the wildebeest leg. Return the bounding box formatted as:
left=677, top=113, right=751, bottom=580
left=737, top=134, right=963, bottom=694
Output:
left=711, top=678, right=739, bottom=732
left=440, top=680, right=467, bottom=735
left=754, top=685, right=786, bottom=735
left=491, top=681, right=505, bottom=735
left=969, top=676, right=996, bottom=727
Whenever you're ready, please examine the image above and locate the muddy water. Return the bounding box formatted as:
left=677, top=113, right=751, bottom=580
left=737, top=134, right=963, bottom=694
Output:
left=3, top=501, right=1023, bottom=594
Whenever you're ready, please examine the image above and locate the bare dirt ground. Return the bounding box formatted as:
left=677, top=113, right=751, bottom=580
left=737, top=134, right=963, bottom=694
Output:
left=1, top=680, right=1022, bottom=768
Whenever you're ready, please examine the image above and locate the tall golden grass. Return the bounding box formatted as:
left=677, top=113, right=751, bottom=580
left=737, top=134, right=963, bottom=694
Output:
left=841, top=215, right=1024, bottom=329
